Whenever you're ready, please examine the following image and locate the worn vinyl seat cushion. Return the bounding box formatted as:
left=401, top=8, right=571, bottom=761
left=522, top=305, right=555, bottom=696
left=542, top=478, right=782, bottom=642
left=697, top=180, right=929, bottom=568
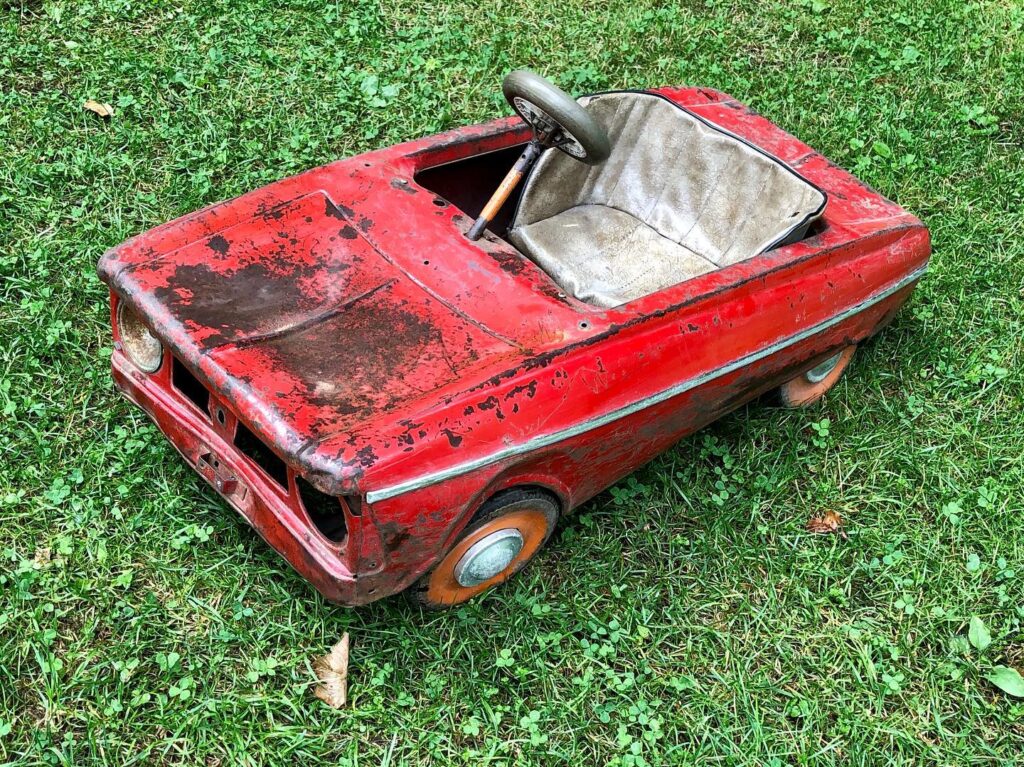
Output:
left=508, top=92, right=826, bottom=308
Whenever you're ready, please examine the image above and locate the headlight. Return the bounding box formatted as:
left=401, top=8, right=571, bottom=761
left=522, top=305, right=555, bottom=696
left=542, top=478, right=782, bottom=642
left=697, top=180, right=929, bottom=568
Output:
left=117, top=302, right=163, bottom=373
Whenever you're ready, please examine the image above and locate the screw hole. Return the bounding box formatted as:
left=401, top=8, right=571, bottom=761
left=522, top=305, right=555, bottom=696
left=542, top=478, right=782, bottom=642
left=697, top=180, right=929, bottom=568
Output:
left=423, top=260, right=430, bottom=265
left=578, top=321, right=590, bottom=330
left=216, top=408, right=226, bottom=425
left=432, top=198, right=447, bottom=207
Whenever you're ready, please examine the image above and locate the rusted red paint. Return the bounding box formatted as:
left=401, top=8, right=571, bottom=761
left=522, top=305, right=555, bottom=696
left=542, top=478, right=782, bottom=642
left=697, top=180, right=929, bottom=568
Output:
left=98, top=86, right=930, bottom=605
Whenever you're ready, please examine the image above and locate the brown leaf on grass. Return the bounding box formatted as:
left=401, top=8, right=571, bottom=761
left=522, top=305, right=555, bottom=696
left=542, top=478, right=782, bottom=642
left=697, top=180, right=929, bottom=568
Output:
left=313, top=632, right=350, bottom=708
left=33, top=547, right=52, bottom=568
left=807, top=510, right=847, bottom=539
left=83, top=99, right=114, bottom=118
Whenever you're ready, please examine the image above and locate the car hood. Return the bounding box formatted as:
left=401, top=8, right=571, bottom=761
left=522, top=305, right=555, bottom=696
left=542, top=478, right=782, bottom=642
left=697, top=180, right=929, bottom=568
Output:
left=99, top=190, right=518, bottom=485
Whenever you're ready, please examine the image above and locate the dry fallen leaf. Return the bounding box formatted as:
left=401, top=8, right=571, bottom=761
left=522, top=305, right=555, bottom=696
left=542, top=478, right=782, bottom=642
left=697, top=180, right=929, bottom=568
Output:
left=807, top=510, right=847, bottom=539
left=33, top=547, right=52, bottom=568
left=83, top=99, right=114, bottom=118
left=313, top=632, right=350, bottom=708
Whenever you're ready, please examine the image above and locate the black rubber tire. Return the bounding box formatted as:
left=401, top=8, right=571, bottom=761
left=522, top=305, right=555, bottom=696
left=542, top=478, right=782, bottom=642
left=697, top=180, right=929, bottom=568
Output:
left=502, top=69, right=610, bottom=165
left=407, top=488, right=560, bottom=610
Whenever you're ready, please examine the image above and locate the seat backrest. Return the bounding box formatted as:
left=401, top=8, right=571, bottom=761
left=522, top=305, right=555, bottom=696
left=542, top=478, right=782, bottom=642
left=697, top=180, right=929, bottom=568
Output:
left=510, top=92, right=826, bottom=267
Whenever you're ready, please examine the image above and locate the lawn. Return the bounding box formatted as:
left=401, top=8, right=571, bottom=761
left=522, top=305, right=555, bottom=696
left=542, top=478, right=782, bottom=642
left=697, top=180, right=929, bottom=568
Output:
left=2, top=0, right=1023, bottom=764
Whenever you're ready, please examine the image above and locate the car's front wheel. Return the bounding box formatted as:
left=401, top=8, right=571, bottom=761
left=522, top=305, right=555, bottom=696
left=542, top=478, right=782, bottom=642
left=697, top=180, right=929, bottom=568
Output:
left=409, top=488, right=560, bottom=609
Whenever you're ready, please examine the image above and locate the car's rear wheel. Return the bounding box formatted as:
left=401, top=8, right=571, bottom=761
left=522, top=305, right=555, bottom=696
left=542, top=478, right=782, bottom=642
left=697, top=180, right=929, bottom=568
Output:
left=409, top=488, right=559, bottom=609
left=777, top=345, right=856, bottom=407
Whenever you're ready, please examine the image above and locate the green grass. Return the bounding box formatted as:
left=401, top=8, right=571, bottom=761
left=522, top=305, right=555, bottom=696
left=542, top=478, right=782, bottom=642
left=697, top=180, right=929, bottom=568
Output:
left=2, top=0, right=1023, bottom=764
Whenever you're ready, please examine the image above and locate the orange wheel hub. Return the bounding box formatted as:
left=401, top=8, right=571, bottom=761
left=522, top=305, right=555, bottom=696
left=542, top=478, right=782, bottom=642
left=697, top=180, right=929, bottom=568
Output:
left=423, top=507, right=553, bottom=606
left=779, top=345, right=856, bottom=407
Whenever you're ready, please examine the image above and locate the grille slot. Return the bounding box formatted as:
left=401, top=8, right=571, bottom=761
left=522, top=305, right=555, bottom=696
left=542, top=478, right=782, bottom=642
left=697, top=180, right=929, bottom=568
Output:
left=172, top=357, right=210, bottom=415
left=297, top=476, right=347, bottom=542
left=234, top=422, right=289, bottom=489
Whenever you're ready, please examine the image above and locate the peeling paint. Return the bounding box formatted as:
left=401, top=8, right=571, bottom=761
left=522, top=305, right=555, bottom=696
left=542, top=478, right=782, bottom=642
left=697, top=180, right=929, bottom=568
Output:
left=97, top=85, right=930, bottom=606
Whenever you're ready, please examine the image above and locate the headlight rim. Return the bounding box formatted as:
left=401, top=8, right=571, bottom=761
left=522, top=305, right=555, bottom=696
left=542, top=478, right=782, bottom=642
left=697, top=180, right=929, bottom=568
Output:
left=116, top=301, right=164, bottom=374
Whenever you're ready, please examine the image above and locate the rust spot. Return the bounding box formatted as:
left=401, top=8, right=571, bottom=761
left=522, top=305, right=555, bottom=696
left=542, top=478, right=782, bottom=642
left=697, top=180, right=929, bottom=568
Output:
left=536, top=280, right=573, bottom=304
left=256, top=201, right=290, bottom=221
left=339, top=226, right=358, bottom=240
left=474, top=394, right=506, bottom=420
left=441, top=428, right=463, bottom=448
left=489, top=249, right=527, bottom=276
left=207, top=235, right=230, bottom=255
left=395, top=418, right=424, bottom=447
left=152, top=261, right=343, bottom=348
left=390, top=178, right=417, bottom=194
left=325, top=199, right=355, bottom=220
left=504, top=380, right=537, bottom=400
left=380, top=522, right=411, bottom=553
left=355, top=444, right=378, bottom=468
left=245, top=283, right=490, bottom=444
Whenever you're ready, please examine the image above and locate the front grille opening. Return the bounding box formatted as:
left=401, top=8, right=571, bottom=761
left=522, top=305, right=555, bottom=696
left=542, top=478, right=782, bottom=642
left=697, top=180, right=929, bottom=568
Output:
left=172, top=357, right=209, bottom=414
left=297, top=476, right=347, bottom=543
left=345, top=495, right=362, bottom=517
left=234, top=422, right=289, bottom=488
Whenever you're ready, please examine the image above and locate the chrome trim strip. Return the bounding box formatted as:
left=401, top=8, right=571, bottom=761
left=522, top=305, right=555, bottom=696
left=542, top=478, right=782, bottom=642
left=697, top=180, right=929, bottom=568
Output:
left=366, top=266, right=926, bottom=504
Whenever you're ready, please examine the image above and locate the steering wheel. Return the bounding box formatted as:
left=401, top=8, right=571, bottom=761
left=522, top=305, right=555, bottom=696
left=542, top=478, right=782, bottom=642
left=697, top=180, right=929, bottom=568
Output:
left=466, top=70, right=610, bottom=241
left=502, top=70, right=610, bottom=165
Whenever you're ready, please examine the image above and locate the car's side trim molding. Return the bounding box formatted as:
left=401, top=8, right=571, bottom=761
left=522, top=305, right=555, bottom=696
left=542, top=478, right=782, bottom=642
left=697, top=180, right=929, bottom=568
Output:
left=366, top=265, right=927, bottom=504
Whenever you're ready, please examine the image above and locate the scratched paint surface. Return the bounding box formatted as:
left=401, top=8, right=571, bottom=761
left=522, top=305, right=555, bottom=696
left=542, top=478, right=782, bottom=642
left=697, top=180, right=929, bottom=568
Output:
left=99, top=86, right=930, bottom=603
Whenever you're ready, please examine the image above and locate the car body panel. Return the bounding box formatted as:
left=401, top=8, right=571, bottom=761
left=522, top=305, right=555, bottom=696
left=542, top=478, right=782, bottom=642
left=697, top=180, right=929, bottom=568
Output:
left=99, top=85, right=930, bottom=604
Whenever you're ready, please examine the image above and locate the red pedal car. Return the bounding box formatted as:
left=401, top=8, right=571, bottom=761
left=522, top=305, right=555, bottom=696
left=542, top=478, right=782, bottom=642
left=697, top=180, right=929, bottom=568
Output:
left=99, top=71, right=929, bottom=608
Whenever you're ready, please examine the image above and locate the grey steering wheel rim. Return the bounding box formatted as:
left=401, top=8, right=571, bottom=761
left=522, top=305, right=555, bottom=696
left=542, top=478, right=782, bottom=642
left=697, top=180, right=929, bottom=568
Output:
left=502, top=70, right=610, bottom=165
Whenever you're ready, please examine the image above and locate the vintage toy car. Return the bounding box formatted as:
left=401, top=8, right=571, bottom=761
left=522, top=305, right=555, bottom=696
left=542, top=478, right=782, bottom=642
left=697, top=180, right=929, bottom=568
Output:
left=99, top=71, right=929, bottom=608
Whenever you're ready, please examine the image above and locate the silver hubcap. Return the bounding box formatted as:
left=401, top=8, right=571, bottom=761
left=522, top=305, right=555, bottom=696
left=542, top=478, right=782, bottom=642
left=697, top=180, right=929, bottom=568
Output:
left=805, top=352, right=843, bottom=384
left=454, top=528, right=524, bottom=587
